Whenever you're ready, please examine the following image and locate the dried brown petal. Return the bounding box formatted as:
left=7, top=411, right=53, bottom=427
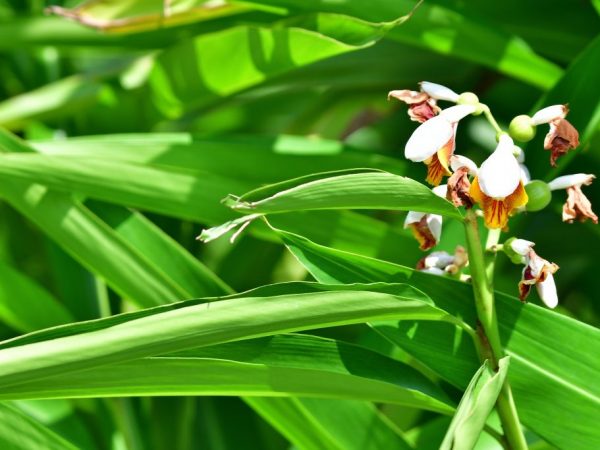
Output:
left=544, top=118, right=580, bottom=166
left=388, top=89, right=440, bottom=123
left=563, top=185, right=598, bottom=224
left=446, top=166, right=473, bottom=208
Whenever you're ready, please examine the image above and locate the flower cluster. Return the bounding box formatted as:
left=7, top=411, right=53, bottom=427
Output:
left=390, top=82, right=597, bottom=308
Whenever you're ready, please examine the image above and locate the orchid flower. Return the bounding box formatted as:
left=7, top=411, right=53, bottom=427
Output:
left=404, top=185, right=447, bottom=250
left=509, top=239, right=559, bottom=308
left=405, top=105, right=476, bottom=186
left=531, top=105, right=580, bottom=166
left=469, top=134, right=528, bottom=229
left=447, top=155, right=477, bottom=208
left=548, top=174, right=598, bottom=224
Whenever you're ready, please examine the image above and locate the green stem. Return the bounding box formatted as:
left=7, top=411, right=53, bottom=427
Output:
left=464, top=210, right=528, bottom=450
left=481, top=104, right=503, bottom=135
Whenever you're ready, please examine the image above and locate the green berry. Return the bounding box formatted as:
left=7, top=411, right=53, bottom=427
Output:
left=525, top=180, right=552, bottom=212
left=508, top=115, right=536, bottom=142
left=457, top=92, right=483, bottom=115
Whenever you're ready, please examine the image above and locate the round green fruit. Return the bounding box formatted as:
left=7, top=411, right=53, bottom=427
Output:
left=525, top=180, right=552, bottom=212
left=508, top=115, right=536, bottom=142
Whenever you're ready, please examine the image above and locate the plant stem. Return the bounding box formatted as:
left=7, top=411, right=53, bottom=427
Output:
left=481, top=104, right=503, bottom=136
left=463, top=210, right=528, bottom=450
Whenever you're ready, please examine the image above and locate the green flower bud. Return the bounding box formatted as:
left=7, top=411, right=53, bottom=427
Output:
left=508, top=115, right=536, bottom=142
left=525, top=180, right=552, bottom=212
left=457, top=92, right=483, bottom=115
left=503, top=237, right=527, bottom=264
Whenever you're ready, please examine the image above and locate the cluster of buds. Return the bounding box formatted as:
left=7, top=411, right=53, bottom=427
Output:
left=389, top=82, right=597, bottom=308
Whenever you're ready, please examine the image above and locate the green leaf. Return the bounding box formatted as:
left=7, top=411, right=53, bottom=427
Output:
left=440, top=357, right=509, bottom=450
left=248, top=397, right=413, bottom=450
left=0, top=262, right=73, bottom=333
left=271, top=226, right=600, bottom=450
left=0, top=334, right=452, bottom=414
left=243, top=0, right=562, bottom=89
left=0, top=284, right=456, bottom=389
left=0, top=402, right=78, bottom=450
left=226, top=171, right=461, bottom=218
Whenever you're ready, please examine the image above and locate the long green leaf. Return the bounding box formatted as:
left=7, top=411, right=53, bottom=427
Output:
left=248, top=397, right=413, bottom=450
left=225, top=171, right=461, bottom=218
left=0, top=334, right=452, bottom=413
left=0, top=402, right=78, bottom=450
left=271, top=225, right=600, bottom=449
left=440, top=357, right=509, bottom=450
left=0, top=262, right=73, bottom=333
left=0, top=284, right=457, bottom=389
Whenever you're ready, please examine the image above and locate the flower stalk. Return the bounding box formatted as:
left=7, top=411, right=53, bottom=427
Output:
left=464, top=210, right=528, bottom=450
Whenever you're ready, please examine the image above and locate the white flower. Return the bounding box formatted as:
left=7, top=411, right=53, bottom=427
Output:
left=532, top=104, right=579, bottom=166
left=518, top=248, right=559, bottom=309
left=469, top=135, right=528, bottom=228
left=404, top=185, right=447, bottom=250
left=450, top=154, right=478, bottom=175
left=404, top=105, right=476, bottom=186
left=548, top=174, right=597, bottom=224
left=416, top=246, right=468, bottom=276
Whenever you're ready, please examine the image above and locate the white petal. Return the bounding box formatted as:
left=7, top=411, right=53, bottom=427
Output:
left=439, top=104, right=476, bottom=123
left=520, top=164, right=531, bottom=184
left=548, top=173, right=595, bottom=191
left=432, top=184, right=448, bottom=198
left=531, top=105, right=567, bottom=125
left=424, top=251, right=454, bottom=269
left=450, top=154, right=478, bottom=175
left=404, top=211, right=425, bottom=227
left=419, top=267, right=446, bottom=276
left=426, top=214, right=443, bottom=243
left=510, top=239, right=535, bottom=256
left=478, top=135, right=521, bottom=199
left=420, top=81, right=460, bottom=102
left=405, top=116, right=453, bottom=162
left=536, top=273, right=558, bottom=308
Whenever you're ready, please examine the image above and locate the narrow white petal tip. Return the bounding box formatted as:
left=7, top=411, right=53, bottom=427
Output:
left=427, top=214, right=443, bottom=242
left=439, top=104, right=476, bottom=122
left=450, top=154, right=478, bottom=175
left=420, top=81, right=460, bottom=102
left=531, top=105, right=567, bottom=125
left=432, top=184, right=448, bottom=198
left=510, top=239, right=535, bottom=256
left=478, top=136, right=521, bottom=198
left=404, top=116, right=453, bottom=162
left=548, top=173, right=595, bottom=191
left=537, top=274, right=559, bottom=308
left=404, top=211, right=425, bottom=227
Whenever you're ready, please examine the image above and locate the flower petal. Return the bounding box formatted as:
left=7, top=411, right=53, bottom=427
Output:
left=432, top=184, right=448, bottom=198
left=478, top=135, right=521, bottom=199
left=420, top=82, right=460, bottom=102
left=531, top=104, right=567, bottom=125
left=405, top=115, right=454, bottom=162
left=510, top=239, right=535, bottom=256
left=548, top=173, right=595, bottom=190
left=439, top=104, right=476, bottom=122
left=536, top=273, right=559, bottom=308
left=404, top=211, right=425, bottom=227
left=450, top=154, right=478, bottom=175
left=423, top=251, right=455, bottom=269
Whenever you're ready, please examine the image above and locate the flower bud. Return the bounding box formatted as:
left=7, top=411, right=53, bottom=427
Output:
left=509, top=115, right=536, bottom=142
left=457, top=92, right=482, bottom=115
left=503, top=237, right=530, bottom=264
left=524, top=180, right=552, bottom=212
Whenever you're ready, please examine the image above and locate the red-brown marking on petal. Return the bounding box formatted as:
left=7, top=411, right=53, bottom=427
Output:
left=544, top=118, right=580, bottom=166
left=469, top=179, right=528, bottom=229
left=518, top=251, right=559, bottom=302
left=408, top=216, right=437, bottom=250
left=425, top=137, right=454, bottom=186
left=446, top=166, right=473, bottom=208
left=563, top=185, right=598, bottom=224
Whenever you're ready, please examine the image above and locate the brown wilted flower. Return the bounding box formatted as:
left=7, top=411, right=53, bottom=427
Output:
left=548, top=174, right=598, bottom=224
left=388, top=89, right=440, bottom=123
left=531, top=105, right=580, bottom=166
